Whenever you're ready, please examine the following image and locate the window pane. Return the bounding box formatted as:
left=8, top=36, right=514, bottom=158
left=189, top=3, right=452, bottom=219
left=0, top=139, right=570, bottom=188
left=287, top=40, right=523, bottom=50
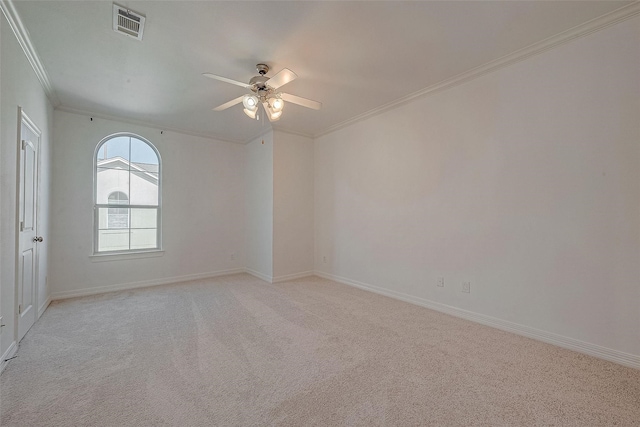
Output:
left=96, top=168, right=130, bottom=204
left=98, top=207, right=130, bottom=230
left=131, top=138, right=158, bottom=167
left=107, top=208, right=129, bottom=229
left=130, top=228, right=157, bottom=250
left=95, top=163, right=129, bottom=171
left=108, top=191, right=128, bottom=205
left=129, top=172, right=159, bottom=206
left=98, top=229, right=130, bottom=252
left=97, top=136, right=130, bottom=162
left=131, top=208, right=157, bottom=229
left=98, top=207, right=108, bottom=230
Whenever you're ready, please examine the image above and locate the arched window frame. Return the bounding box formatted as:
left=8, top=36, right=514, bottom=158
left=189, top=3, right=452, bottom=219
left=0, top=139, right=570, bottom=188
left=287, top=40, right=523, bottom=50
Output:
left=93, top=133, right=162, bottom=255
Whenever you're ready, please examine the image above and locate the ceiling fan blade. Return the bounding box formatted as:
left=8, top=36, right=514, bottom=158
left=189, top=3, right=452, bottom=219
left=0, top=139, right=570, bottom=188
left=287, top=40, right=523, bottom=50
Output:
left=281, top=93, right=322, bottom=110
left=267, top=68, right=297, bottom=89
left=203, top=73, right=251, bottom=89
left=213, top=95, right=244, bottom=111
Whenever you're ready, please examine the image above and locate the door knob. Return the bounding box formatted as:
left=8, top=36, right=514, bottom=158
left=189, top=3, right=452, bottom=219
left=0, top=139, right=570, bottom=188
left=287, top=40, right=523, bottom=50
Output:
left=32, top=236, right=43, bottom=242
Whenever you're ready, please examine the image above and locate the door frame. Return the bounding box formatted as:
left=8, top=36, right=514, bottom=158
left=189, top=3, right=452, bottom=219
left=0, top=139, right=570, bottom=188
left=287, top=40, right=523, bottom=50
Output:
left=14, top=107, right=42, bottom=341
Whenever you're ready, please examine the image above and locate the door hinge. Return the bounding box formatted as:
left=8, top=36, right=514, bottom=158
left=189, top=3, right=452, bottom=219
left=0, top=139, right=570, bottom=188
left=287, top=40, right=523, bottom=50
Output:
left=20, top=221, right=24, bottom=231
left=18, top=304, right=22, bottom=314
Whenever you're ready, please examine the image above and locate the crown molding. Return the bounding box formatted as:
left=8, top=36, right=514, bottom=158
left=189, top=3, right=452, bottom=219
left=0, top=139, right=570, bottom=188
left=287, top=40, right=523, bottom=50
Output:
left=271, top=126, right=314, bottom=140
left=314, top=1, right=640, bottom=139
left=0, top=0, right=61, bottom=107
left=55, top=106, right=245, bottom=145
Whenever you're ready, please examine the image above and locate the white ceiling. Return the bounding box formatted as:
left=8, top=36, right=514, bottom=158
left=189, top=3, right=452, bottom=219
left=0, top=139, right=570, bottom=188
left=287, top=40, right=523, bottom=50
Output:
left=11, top=0, right=632, bottom=143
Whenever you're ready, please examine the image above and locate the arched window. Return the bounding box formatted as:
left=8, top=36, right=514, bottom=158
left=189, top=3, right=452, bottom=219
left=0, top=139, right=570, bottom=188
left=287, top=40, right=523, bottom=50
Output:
left=94, top=134, right=161, bottom=253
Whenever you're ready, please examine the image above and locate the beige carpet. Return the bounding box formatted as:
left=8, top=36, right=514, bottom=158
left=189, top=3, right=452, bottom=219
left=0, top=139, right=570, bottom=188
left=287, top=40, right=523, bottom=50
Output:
left=1, top=274, right=638, bottom=426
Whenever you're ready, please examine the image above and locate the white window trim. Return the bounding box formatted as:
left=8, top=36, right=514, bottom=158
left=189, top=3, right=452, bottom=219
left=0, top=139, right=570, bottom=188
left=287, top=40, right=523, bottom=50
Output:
left=90, top=250, right=165, bottom=263
left=93, top=133, right=162, bottom=256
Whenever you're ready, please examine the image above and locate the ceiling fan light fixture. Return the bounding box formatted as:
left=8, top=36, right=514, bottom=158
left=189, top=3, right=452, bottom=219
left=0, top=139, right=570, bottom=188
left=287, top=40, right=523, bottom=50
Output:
left=242, top=94, right=259, bottom=111
left=243, top=108, right=257, bottom=119
left=269, top=110, right=282, bottom=121
left=270, top=96, right=284, bottom=113
left=264, top=101, right=283, bottom=121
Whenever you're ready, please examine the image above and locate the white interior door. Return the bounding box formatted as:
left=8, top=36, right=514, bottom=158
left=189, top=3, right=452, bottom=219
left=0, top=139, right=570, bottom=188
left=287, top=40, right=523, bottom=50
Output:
left=17, top=110, right=41, bottom=341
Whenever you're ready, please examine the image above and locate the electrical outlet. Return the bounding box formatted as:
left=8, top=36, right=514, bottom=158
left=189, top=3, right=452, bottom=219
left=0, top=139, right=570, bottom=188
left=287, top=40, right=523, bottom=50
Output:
left=462, top=281, right=471, bottom=293
left=437, top=277, right=445, bottom=287
left=230, top=253, right=235, bottom=261
left=323, top=256, right=327, bottom=264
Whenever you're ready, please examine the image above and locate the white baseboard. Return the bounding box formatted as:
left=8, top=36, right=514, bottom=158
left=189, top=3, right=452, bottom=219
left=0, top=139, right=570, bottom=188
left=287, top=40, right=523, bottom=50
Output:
left=272, top=271, right=315, bottom=283
left=244, top=269, right=315, bottom=283
left=51, top=268, right=245, bottom=300
left=1, top=341, right=18, bottom=375
left=314, top=271, right=640, bottom=370
left=244, top=268, right=273, bottom=283
left=38, top=296, right=52, bottom=318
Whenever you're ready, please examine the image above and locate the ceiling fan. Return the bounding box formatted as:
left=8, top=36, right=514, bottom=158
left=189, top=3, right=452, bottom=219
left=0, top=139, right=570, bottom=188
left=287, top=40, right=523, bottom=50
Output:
left=203, top=63, right=321, bottom=122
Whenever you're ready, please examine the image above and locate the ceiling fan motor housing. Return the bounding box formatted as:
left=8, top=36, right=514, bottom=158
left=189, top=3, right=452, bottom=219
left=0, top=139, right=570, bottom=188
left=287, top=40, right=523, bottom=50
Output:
left=249, top=66, right=274, bottom=101
left=249, top=75, right=270, bottom=89
left=256, top=63, right=269, bottom=75
left=251, top=64, right=273, bottom=100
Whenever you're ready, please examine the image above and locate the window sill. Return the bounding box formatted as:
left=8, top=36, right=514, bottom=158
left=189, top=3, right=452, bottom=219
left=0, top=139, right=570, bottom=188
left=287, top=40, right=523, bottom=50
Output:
left=90, top=250, right=164, bottom=263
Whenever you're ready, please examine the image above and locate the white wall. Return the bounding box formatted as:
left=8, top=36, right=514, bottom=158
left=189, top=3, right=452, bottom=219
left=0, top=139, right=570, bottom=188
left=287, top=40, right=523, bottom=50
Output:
left=50, top=110, right=245, bottom=298
left=244, top=129, right=314, bottom=282
left=244, top=131, right=273, bottom=280
left=314, top=17, right=640, bottom=359
left=1, top=13, right=54, bottom=361
left=273, top=130, right=314, bottom=280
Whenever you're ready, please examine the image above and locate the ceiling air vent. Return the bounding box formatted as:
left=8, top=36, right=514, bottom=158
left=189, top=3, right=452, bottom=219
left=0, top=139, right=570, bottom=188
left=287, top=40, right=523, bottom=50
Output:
left=113, top=4, right=145, bottom=41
